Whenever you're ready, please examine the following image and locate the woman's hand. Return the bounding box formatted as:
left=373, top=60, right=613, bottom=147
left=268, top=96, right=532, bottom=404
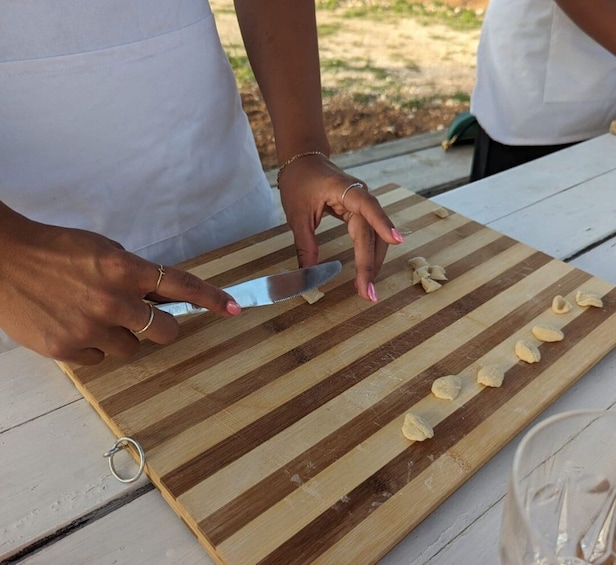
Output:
left=0, top=204, right=240, bottom=365
left=277, top=153, right=404, bottom=301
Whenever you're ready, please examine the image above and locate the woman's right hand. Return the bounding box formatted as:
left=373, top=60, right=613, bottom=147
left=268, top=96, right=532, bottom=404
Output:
left=0, top=203, right=241, bottom=365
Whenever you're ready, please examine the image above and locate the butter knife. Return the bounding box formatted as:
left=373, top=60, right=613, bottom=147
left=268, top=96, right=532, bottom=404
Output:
left=155, top=260, right=342, bottom=317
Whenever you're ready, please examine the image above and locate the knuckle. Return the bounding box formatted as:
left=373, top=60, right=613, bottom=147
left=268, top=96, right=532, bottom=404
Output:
left=98, top=249, right=133, bottom=281
left=44, top=337, right=73, bottom=362
left=87, top=292, right=119, bottom=320
left=178, top=271, right=203, bottom=297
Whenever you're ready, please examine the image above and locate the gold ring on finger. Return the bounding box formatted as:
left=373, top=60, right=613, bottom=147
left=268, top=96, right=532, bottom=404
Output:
left=133, top=303, right=155, bottom=334
left=340, top=182, right=365, bottom=208
left=154, top=265, right=165, bottom=293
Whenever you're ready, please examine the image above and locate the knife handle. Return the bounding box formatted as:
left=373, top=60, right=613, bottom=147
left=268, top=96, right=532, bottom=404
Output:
left=154, top=302, right=208, bottom=317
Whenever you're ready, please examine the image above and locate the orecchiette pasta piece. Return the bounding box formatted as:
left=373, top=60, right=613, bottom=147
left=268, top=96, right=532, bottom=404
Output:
left=551, top=295, right=572, bottom=314
left=302, top=288, right=325, bottom=304
left=412, top=265, right=431, bottom=285
left=576, top=290, right=603, bottom=308
left=428, top=265, right=448, bottom=281
left=431, top=374, right=462, bottom=400
left=408, top=256, right=429, bottom=269
left=532, top=324, right=564, bottom=342
left=477, top=365, right=505, bottom=387
left=515, top=340, right=541, bottom=363
left=402, top=412, right=434, bottom=442
left=433, top=207, right=449, bottom=218
left=421, top=277, right=442, bottom=293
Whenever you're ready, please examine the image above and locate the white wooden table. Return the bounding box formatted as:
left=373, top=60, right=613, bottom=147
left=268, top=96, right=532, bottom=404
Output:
left=2, top=133, right=615, bottom=564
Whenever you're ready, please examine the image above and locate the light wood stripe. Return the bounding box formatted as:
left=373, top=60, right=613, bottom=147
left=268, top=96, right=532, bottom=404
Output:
left=247, top=288, right=616, bottom=565
left=57, top=186, right=616, bottom=565
left=195, top=267, right=590, bottom=557
left=140, top=237, right=533, bottom=485
left=159, top=252, right=562, bottom=497
left=74, top=189, right=428, bottom=387
left=168, top=243, right=549, bottom=516
left=89, top=209, right=475, bottom=411
left=194, top=266, right=593, bottom=546
left=313, top=301, right=616, bottom=564
left=111, top=221, right=503, bottom=438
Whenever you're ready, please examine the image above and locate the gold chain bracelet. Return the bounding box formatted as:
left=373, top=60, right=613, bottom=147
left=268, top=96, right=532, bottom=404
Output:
left=276, top=151, right=327, bottom=186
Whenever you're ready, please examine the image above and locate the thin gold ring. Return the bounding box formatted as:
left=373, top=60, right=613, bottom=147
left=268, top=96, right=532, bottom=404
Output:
left=134, top=303, right=155, bottom=334
left=154, top=265, right=165, bottom=293
left=340, top=182, right=365, bottom=208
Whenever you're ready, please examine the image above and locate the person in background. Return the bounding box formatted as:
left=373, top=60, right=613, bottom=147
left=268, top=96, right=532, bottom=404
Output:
left=0, top=0, right=404, bottom=364
left=469, top=0, right=616, bottom=181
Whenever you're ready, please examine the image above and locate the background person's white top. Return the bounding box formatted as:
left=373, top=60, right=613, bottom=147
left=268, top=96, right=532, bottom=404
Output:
left=471, top=0, right=616, bottom=145
left=0, top=0, right=277, bottom=267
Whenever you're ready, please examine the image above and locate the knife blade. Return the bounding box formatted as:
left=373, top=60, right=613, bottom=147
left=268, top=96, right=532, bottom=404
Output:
left=155, top=260, right=342, bottom=317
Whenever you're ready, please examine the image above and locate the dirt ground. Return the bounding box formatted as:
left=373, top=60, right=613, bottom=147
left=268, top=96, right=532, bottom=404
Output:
left=212, top=1, right=488, bottom=170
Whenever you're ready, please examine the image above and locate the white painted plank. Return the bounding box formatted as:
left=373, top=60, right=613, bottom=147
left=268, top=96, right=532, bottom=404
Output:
left=346, top=145, right=472, bottom=195
left=434, top=133, right=616, bottom=225
left=20, top=490, right=212, bottom=565
left=571, top=238, right=616, bottom=285
left=0, top=399, right=148, bottom=561
left=265, top=131, right=447, bottom=186
left=0, top=348, right=81, bottom=432
left=487, top=169, right=616, bottom=259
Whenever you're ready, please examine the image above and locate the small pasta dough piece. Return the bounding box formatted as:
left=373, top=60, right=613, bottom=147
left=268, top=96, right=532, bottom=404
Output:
left=515, top=339, right=541, bottom=363
left=412, top=265, right=431, bottom=285
left=431, top=375, right=462, bottom=400
left=433, top=206, right=449, bottom=218
left=532, top=324, right=564, bottom=342
left=421, top=277, right=442, bottom=293
left=428, top=265, right=448, bottom=281
left=576, top=290, right=603, bottom=308
left=477, top=365, right=505, bottom=387
left=610, top=119, right=616, bottom=135
left=552, top=295, right=572, bottom=314
left=408, top=256, right=429, bottom=269
left=402, top=412, right=434, bottom=441
left=301, top=288, right=325, bottom=304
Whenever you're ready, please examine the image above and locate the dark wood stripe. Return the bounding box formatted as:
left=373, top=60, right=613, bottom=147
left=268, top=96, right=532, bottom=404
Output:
left=75, top=191, right=428, bottom=383
left=121, top=223, right=498, bottom=447
left=160, top=247, right=550, bottom=496
left=256, top=281, right=612, bottom=565
left=97, top=219, right=486, bottom=417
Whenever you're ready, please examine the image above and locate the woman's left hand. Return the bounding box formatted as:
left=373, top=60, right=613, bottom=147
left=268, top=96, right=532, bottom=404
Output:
left=278, top=153, right=404, bottom=302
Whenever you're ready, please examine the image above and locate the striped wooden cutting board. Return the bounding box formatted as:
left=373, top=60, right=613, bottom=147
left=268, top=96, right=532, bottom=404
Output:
left=58, top=184, right=616, bottom=564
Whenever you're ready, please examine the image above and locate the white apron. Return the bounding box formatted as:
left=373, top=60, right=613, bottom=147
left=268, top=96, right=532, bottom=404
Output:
left=0, top=0, right=279, bottom=353
left=471, top=0, right=616, bottom=145
left=0, top=0, right=278, bottom=266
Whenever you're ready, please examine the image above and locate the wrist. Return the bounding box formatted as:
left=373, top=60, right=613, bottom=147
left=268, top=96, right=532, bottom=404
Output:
left=276, top=150, right=330, bottom=186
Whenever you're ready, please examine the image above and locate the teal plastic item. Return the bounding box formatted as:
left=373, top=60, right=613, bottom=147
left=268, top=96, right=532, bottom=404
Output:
left=442, top=111, right=479, bottom=150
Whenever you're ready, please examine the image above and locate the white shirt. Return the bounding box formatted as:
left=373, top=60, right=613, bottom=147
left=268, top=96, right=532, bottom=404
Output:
left=0, top=0, right=278, bottom=266
left=471, top=0, right=616, bottom=145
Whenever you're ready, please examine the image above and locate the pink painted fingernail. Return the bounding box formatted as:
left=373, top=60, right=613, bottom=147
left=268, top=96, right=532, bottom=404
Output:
left=226, top=300, right=242, bottom=315
left=367, top=282, right=378, bottom=303
left=391, top=228, right=404, bottom=243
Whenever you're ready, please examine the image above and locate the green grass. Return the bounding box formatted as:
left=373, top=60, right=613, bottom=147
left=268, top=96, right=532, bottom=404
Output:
left=218, top=2, right=477, bottom=104
left=317, top=1, right=483, bottom=31
left=227, top=54, right=254, bottom=85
